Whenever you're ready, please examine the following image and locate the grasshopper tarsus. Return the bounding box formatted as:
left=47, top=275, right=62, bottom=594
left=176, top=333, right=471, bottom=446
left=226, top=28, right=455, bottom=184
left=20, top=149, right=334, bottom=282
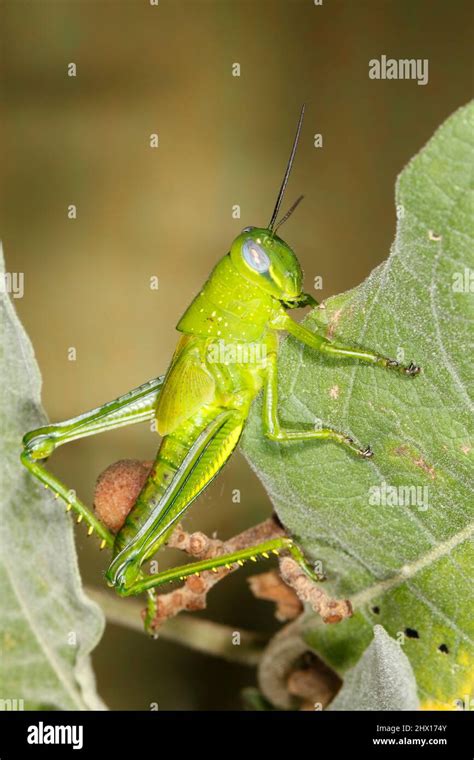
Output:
left=386, top=358, right=422, bottom=376
left=406, top=361, right=421, bottom=376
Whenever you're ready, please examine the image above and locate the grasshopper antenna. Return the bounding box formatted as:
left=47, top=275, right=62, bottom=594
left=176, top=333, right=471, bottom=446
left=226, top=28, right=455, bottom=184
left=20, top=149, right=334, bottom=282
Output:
left=268, top=104, right=305, bottom=232
left=273, top=194, right=304, bottom=234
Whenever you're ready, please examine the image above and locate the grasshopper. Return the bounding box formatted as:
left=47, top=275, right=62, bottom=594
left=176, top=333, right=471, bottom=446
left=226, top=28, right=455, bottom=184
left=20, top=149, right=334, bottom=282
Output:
left=21, top=106, right=420, bottom=629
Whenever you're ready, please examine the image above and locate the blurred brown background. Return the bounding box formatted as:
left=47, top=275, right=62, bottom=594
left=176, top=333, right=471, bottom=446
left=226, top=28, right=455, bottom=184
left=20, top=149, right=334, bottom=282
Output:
left=2, top=0, right=472, bottom=709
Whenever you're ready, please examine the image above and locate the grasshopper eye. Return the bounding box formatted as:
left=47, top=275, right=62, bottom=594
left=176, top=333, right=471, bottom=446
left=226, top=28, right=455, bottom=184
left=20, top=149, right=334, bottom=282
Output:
left=242, top=240, right=270, bottom=273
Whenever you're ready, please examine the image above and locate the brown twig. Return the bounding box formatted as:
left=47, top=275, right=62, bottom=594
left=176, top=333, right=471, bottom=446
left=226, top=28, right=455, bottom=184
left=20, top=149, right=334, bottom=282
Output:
left=247, top=570, right=303, bottom=621
left=148, top=517, right=286, bottom=629
left=149, top=517, right=352, bottom=631
left=278, top=556, right=353, bottom=624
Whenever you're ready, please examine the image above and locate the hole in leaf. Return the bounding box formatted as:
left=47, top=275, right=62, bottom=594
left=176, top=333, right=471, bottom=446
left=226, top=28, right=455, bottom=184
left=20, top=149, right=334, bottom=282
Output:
left=438, top=644, right=449, bottom=654
left=405, top=628, right=419, bottom=639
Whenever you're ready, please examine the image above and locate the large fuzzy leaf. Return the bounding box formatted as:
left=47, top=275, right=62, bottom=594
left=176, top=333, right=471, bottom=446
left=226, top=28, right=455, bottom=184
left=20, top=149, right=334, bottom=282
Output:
left=329, top=626, right=419, bottom=711
left=242, top=103, right=474, bottom=709
left=0, top=245, right=106, bottom=710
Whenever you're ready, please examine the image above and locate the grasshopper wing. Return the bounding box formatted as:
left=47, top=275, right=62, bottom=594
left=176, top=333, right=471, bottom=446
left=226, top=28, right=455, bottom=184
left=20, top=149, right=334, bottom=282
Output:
left=156, top=337, right=216, bottom=436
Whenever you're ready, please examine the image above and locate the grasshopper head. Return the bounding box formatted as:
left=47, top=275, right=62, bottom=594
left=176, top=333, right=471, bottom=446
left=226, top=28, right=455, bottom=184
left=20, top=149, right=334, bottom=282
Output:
left=230, top=227, right=303, bottom=300
left=230, top=106, right=307, bottom=302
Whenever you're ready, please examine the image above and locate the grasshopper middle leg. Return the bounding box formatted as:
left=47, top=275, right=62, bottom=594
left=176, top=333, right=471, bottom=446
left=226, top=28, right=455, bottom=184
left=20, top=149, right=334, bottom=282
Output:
left=262, top=352, right=373, bottom=457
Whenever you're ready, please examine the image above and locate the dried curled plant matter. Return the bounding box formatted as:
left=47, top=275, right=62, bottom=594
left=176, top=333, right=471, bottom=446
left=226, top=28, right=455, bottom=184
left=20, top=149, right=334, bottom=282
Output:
left=94, top=459, right=353, bottom=630
left=287, top=657, right=342, bottom=710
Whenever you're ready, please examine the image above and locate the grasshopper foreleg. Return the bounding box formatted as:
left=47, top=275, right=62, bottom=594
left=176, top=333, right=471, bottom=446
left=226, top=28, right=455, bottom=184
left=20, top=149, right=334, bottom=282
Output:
left=272, top=313, right=421, bottom=376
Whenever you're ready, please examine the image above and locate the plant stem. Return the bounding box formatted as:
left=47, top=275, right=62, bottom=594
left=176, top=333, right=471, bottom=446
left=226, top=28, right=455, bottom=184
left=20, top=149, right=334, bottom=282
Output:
left=85, top=586, right=268, bottom=666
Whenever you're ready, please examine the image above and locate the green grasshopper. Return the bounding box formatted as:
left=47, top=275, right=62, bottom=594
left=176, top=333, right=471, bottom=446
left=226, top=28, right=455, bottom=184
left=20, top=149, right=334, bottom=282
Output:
left=21, top=106, right=420, bottom=629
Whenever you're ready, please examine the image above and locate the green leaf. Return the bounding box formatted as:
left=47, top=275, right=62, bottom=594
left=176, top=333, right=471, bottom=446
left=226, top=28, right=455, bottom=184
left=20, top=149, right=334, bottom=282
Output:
left=0, top=245, right=106, bottom=710
left=242, top=102, right=474, bottom=709
left=328, top=625, right=419, bottom=711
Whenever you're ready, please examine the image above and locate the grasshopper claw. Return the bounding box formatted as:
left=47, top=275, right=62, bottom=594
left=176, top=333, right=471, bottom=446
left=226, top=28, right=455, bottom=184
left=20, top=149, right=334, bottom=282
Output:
left=406, top=362, right=421, bottom=376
